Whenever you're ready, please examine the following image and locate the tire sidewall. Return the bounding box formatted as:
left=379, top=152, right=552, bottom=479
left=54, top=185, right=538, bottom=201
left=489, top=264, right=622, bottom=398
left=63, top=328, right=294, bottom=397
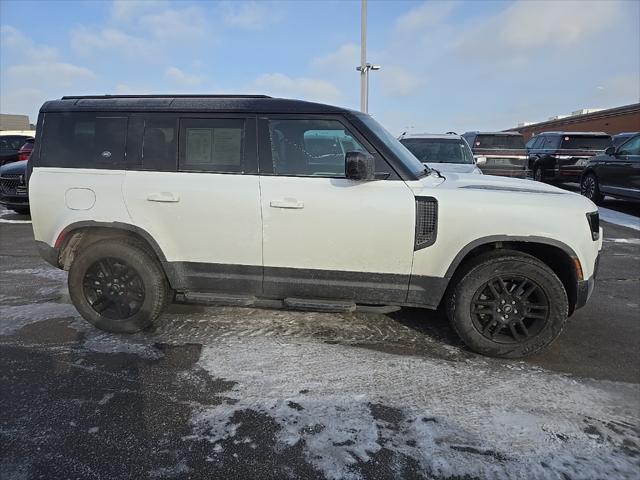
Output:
left=449, top=256, right=568, bottom=358
left=68, top=240, right=166, bottom=333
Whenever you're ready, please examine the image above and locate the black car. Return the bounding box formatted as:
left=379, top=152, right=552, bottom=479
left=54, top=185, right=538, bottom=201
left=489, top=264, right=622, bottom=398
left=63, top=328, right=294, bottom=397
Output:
left=461, top=131, right=528, bottom=177
left=0, top=159, right=29, bottom=214
left=0, top=134, right=34, bottom=166
left=612, top=132, right=639, bottom=148
left=580, top=133, right=640, bottom=204
left=527, top=132, right=611, bottom=183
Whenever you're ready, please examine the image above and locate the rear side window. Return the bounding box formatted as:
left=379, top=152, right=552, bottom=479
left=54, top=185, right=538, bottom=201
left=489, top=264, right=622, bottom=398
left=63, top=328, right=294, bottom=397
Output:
left=40, top=113, right=127, bottom=168
left=179, top=119, right=244, bottom=173
left=560, top=135, right=611, bottom=150
left=142, top=118, right=177, bottom=171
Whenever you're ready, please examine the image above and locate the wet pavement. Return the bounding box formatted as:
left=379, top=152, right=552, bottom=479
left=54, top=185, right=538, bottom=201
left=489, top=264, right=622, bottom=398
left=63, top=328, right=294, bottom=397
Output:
left=1, top=205, right=639, bottom=479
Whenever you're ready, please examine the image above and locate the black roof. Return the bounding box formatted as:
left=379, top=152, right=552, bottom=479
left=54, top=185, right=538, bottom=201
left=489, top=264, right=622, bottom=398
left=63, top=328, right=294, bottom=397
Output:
left=40, top=95, right=352, bottom=114
left=536, top=131, right=609, bottom=136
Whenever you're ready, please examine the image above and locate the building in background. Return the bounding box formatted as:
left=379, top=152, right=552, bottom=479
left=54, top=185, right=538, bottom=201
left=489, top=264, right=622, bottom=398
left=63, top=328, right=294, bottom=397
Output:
left=0, top=114, right=32, bottom=131
left=505, top=103, right=640, bottom=140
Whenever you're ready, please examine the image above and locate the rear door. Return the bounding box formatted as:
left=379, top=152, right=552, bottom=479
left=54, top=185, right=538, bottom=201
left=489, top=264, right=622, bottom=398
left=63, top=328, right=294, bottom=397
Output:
left=122, top=114, right=263, bottom=294
left=601, top=135, right=640, bottom=198
left=257, top=116, right=415, bottom=302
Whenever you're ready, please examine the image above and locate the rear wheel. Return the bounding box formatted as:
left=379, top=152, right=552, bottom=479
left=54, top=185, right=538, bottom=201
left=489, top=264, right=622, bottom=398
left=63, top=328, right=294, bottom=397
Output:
left=68, top=239, right=170, bottom=333
left=581, top=172, right=604, bottom=204
left=446, top=251, right=569, bottom=358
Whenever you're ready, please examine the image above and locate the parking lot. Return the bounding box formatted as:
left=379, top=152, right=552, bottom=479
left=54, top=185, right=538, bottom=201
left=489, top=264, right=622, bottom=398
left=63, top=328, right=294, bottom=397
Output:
left=1, top=202, right=639, bottom=480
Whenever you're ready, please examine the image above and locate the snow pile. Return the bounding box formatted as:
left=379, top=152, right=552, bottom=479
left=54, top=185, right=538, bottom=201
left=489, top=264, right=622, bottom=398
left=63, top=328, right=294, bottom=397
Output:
left=192, top=337, right=639, bottom=479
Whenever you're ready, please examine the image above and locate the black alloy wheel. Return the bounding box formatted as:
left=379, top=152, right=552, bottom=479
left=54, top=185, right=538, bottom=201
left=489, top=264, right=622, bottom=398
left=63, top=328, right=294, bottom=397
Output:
left=83, top=257, right=145, bottom=320
left=470, top=275, right=549, bottom=344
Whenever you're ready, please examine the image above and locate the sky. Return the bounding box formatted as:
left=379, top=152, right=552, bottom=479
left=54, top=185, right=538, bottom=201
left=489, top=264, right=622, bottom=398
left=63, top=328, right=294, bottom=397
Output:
left=1, top=0, right=638, bottom=135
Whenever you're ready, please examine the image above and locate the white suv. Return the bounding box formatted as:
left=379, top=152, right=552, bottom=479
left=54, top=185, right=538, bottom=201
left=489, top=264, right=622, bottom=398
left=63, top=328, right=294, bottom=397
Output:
left=28, top=95, right=602, bottom=358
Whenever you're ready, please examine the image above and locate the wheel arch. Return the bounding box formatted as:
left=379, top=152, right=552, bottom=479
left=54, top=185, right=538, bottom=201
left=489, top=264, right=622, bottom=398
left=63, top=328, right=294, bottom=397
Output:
left=54, top=221, right=167, bottom=271
left=443, top=236, right=581, bottom=315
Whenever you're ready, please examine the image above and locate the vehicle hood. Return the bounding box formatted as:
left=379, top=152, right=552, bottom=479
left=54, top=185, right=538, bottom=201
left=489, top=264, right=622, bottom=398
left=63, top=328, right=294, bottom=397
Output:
left=425, top=163, right=480, bottom=174
left=412, top=171, right=569, bottom=195
left=0, top=159, right=28, bottom=175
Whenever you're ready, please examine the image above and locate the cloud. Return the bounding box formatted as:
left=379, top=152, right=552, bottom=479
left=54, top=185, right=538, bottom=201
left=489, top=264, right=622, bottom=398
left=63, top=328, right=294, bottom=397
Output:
left=1, top=25, right=57, bottom=63
left=221, top=1, right=281, bottom=30
left=111, top=0, right=168, bottom=22
left=379, top=66, right=424, bottom=97
left=311, top=43, right=360, bottom=71
left=394, top=1, right=458, bottom=31
left=165, top=67, right=203, bottom=87
left=140, top=6, right=207, bottom=39
left=456, top=0, right=623, bottom=59
left=251, top=73, right=341, bottom=104
left=71, top=27, right=153, bottom=58
left=591, top=74, right=640, bottom=105
left=7, top=63, right=95, bottom=87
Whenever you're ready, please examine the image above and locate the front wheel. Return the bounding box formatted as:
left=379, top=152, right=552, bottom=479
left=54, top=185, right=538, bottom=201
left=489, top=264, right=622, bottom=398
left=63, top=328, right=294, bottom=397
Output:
left=533, top=165, right=543, bottom=182
left=446, top=251, right=569, bottom=358
left=581, top=172, right=604, bottom=204
left=68, top=239, right=171, bottom=333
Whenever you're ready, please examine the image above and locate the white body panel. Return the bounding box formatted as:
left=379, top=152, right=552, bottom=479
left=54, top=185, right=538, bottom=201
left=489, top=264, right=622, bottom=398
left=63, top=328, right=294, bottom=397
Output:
left=408, top=173, right=602, bottom=279
left=259, top=176, right=415, bottom=274
left=29, top=168, right=131, bottom=245
left=122, top=171, right=262, bottom=265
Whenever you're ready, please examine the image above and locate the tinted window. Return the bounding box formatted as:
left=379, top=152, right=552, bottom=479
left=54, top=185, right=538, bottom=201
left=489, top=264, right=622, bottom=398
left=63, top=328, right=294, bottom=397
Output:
left=0, top=136, right=31, bottom=151
left=40, top=113, right=127, bottom=168
left=142, top=118, right=177, bottom=171
left=401, top=138, right=474, bottom=164
left=541, top=135, right=560, bottom=150
left=179, top=119, right=244, bottom=173
left=560, top=135, right=611, bottom=150
left=268, top=119, right=366, bottom=177
left=474, top=134, right=525, bottom=149
left=612, top=134, right=635, bottom=148
left=618, top=135, right=640, bottom=156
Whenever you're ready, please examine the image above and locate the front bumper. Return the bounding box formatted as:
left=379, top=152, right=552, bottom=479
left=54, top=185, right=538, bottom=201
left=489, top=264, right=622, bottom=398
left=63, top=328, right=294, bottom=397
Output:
left=575, top=253, right=600, bottom=310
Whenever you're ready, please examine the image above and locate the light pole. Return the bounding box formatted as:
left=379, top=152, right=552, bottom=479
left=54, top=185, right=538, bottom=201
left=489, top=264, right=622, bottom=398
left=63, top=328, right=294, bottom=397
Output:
left=356, top=0, right=380, bottom=113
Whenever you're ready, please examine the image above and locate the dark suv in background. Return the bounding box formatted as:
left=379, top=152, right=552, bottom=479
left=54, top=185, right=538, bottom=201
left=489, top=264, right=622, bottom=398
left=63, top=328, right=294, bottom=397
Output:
left=580, top=133, right=640, bottom=204
left=462, top=131, right=528, bottom=177
left=0, top=134, right=34, bottom=166
left=527, top=132, right=611, bottom=183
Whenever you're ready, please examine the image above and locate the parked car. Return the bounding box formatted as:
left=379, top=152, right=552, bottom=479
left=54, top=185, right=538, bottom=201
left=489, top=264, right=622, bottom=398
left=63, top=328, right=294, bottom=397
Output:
left=0, top=159, right=29, bottom=214
left=398, top=133, right=482, bottom=174
left=0, top=134, right=34, bottom=166
left=580, top=133, right=640, bottom=204
left=527, top=132, right=611, bottom=183
left=461, top=131, right=528, bottom=178
left=612, top=132, right=639, bottom=148
left=17, top=138, right=34, bottom=161
left=29, top=94, right=602, bottom=359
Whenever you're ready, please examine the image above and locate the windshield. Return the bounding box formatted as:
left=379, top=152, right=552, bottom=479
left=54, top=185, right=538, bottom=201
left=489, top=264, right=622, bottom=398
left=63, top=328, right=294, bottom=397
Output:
left=560, top=135, right=611, bottom=150
left=474, top=134, right=525, bottom=150
left=355, top=114, right=427, bottom=177
left=400, top=138, right=474, bottom=164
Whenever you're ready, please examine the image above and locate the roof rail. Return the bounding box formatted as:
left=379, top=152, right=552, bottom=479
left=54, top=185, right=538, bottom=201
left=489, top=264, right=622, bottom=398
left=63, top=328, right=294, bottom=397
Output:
left=61, top=94, right=272, bottom=100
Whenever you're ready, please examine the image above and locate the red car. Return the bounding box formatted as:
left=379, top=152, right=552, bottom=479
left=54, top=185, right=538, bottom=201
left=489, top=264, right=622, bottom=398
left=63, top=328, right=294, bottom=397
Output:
left=18, top=138, right=34, bottom=161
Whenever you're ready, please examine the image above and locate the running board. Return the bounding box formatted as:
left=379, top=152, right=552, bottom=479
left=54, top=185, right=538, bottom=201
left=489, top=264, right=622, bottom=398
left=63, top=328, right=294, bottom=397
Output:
left=180, top=292, right=257, bottom=307
left=283, top=297, right=356, bottom=313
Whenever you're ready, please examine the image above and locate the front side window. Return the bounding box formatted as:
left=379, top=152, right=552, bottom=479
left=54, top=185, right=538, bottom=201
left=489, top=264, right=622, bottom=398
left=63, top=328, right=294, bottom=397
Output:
left=618, top=135, right=640, bottom=156
left=268, top=119, right=366, bottom=177
left=542, top=136, right=560, bottom=150
left=40, top=113, right=127, bottom=168
left=179, top=119, right=244, bottom=173
left=141, top=118, right=177, bottom=171
left=400, top=138, right=474, bottom=164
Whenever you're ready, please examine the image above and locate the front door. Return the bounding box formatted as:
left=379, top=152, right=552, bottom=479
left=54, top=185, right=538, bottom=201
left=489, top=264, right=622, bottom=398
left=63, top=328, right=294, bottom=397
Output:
left=257, top=116, right=416, bottom=303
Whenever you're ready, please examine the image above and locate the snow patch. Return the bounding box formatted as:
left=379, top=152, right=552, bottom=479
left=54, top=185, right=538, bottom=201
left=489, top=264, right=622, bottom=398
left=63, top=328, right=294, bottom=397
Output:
left=5, top=267, right=67, bottom=280
left=192, top=337, right=639, bottom=480
left=600, top=207, right=640, bottom=231
left=0, top=302, right=78, bottom=335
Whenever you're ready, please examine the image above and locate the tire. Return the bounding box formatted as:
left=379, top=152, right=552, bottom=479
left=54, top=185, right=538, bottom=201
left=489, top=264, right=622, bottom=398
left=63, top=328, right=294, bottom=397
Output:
left=11, top=206, right=30, bottom=215
left=68, top=239, right=170, bottom=333
left=446, top=250, right=569, bottom=359
left=533, top=165, right=543, bottom=182
left=581, top=172, right=604, bottom=204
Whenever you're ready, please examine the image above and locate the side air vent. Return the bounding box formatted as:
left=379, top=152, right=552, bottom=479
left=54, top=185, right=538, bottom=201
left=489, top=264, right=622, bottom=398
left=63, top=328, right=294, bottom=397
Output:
left=415, top=197, right=438, bottom=250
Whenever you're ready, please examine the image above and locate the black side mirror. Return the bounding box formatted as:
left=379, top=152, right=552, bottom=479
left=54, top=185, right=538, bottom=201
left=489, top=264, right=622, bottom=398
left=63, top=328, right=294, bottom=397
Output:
left=605, top=146, right=616, bottom=156
left=345, top=151, right=375, bottom=181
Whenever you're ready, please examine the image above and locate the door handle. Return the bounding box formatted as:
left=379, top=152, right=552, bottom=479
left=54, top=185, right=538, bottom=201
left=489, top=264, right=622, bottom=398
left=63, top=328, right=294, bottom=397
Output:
left=270, top=199, right=304, bottom=209
left=147, top=192, right=180, bottom=203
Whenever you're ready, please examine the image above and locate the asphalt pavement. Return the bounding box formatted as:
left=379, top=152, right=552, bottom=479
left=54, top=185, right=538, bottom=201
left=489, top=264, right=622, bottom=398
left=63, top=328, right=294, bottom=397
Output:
left=1, top=203, right=639, bottom=480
